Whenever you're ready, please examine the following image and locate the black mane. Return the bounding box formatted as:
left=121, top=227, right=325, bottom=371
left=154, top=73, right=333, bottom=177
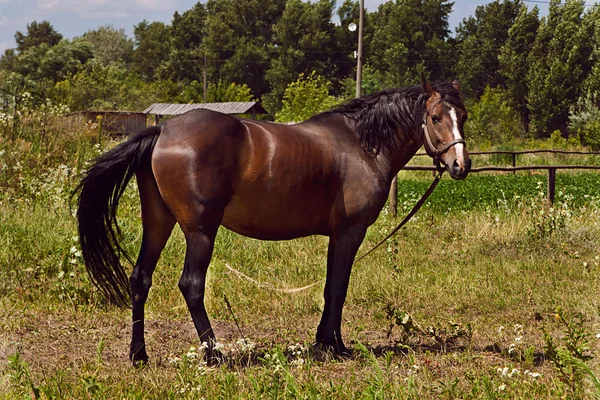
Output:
left=329, top=83, right=463, bottom=155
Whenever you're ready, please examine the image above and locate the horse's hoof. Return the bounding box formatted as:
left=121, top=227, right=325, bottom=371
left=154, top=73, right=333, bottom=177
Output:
left=313, top=341, right=353, bottom=360
left=130, top=344, right=149, bottom=367
left=205, top=348, right=226, bottom=366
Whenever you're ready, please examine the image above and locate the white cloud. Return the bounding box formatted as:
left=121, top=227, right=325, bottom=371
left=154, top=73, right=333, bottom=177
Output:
left=31, top=0, right=151, bottom=18
left=38, top=0, right=59, bottom=10
left=135, top=0, right=172, bottom=11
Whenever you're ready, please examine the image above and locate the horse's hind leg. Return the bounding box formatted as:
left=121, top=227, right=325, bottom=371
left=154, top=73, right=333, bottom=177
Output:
left=130, top=170, right=175, bottom=365
left=177, top=206, right=224, bottom=365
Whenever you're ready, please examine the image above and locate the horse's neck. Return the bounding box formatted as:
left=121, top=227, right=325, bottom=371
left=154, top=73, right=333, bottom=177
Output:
left=376, top=138, right=423, bottom=181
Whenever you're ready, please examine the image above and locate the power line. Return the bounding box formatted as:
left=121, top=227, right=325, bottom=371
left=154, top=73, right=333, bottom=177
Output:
left=523, top=0, right=595, bottom=6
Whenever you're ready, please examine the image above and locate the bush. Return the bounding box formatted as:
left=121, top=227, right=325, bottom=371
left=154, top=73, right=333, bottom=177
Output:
left=568, top=92, right=600, bottom=150
left=275, top=71, right=338, bottom=123
left=464, top=86, right=526, bottom=145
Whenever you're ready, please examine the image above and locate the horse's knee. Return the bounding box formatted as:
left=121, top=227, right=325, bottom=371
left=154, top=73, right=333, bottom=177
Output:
left=178, top=274, right=205, bottom=308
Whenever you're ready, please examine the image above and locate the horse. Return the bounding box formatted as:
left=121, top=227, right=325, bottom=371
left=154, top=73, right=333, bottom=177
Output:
left=75, top=78, right=471, bottom=366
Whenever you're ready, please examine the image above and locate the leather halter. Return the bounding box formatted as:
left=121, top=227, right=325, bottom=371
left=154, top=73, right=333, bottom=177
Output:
left=422, top=111, right=465, bottom=172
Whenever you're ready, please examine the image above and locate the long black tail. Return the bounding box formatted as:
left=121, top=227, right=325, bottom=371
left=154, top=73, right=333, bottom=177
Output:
left=74, top=125, right=161, bottom=308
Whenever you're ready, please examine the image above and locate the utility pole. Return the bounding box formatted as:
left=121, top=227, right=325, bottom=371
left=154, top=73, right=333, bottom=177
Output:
left=203, top=50, right=207, bottom=103
left=355, top=0, right=364, bottom=99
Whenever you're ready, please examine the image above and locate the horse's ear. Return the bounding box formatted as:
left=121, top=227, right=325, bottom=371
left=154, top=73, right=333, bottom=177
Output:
left=421, top=73, right=434, bottom=97
left=452, top=80, right=461, bottom=92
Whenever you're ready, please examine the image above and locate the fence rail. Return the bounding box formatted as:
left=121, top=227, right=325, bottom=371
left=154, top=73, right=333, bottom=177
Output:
left=387, top=149, right=600, bottom=216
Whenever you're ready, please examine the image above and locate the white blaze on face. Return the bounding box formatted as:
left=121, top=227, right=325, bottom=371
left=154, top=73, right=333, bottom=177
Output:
left=448, top=106, right=465, bottom=168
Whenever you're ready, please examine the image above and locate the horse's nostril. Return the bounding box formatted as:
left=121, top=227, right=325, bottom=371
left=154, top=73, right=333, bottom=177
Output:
left=452, top=160, right=461, bottom=175
left=465, top=158, right=472, bottom=172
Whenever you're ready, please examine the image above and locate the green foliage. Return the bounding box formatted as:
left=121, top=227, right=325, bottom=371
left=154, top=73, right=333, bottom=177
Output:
left=51, top=63, right=156, bottom=111
left=543, top=308, right=595, bottom=398
left=464, top=86, right=525, bottom=144
left=339, top=64, right=382, bottom=99
left=499, top=4, right=540, bottom=129
left=525, top=186, right=570, bottom=239
left=368, top=0, right=455, bottom=88
left=207, top=81, right=254, bottom=103
left=83, top=25, right=134, bottom=67
left=10, top=39, right=94, bottom=103
left=14, top=20, right=63, bottom=53
left=526, top=0, right=590, bottom=137
left=203, top=0, right=286, bottom=99
left=176, top=80, right=254, bottom=103
left=569, top=92, right=600, bottom=150
left=161, top=3, right=207, bottom=82
left=456, top=0, right=522, bottom=97
left=266, top=0, right=337, bottom=100
left=133, top=20, right=172, bottom=81
left=275, top=72, right=337, bottom=122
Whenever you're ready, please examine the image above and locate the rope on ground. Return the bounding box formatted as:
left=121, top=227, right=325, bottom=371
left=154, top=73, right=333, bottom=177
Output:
left=225, top=263, right=322, bottom=293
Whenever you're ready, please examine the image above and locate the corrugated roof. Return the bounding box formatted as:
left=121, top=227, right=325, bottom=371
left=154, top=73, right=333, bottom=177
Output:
left=143, top=102, right=266, bottom=116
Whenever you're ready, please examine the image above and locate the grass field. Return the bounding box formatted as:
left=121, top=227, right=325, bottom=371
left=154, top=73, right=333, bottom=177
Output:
left=1, top=133, right=600, bottom=399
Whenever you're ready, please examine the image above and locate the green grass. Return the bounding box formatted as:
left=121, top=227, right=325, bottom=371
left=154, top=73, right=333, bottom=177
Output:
left=395, top=172, right=600, bottom=213
left=1, top=133, right=600, bottom=399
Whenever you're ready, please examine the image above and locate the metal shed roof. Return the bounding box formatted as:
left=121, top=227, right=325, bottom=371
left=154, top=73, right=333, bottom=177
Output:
left=143, top=102, right=266, bottom=116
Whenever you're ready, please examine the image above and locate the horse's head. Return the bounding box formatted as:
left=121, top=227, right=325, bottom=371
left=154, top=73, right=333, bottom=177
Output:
left=421, top=77, right=471, bottom=180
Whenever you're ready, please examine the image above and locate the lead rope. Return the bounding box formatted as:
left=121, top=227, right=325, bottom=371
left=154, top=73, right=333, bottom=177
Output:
left=353, top=170, right=443, bottom=264
left=225, top=170, right=444, bottom=291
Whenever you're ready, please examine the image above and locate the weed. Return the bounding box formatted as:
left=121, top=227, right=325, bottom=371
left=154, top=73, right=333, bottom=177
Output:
left=543, top=307, right=595, bottom=398
left=385, top=304, right=472, bottom=352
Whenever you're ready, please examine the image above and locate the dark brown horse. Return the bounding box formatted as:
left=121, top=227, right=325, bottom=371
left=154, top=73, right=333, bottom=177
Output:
left=75, top=79, right=470, bottom=365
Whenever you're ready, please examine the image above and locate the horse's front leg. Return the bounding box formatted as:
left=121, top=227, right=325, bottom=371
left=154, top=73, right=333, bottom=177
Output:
left=179, top=223, right=223, bottom=365
left=316, top=226, right=367, bottom=356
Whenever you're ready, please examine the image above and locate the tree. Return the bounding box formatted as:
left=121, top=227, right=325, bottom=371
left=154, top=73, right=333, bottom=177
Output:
left=580, top=6, right=600, bottom=95
left=464, top=86, right=525, bottom=144
left=52, top=64, right=148, bottom=111
left=0, top=49, right=17, bottom=72
left=526, top=0, right=590, bottom=136
left=498, top=5, right=540, bottom=130
left=203, top=0, right=286, bottom=98
left=367, top=0, right=455, bottom=89
left=161, top=2, right=207, bottom=82
left=15, top=21, right=63, bottom=53
left=455, top=0, right=522, bottom=97
left=275, top=72, right=337, bottom=122
left=264, top=0, right=338, bottom=112
left=132, top=20, right=172, bottom=81
left=176, top=79, right=254, bottom=103
left=83, top=25, right=134, bottom=67
left=11, top=38, right=94, bottom=103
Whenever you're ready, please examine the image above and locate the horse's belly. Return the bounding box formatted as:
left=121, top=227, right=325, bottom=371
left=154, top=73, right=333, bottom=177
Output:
left=221, top=193, right=330, bottom=240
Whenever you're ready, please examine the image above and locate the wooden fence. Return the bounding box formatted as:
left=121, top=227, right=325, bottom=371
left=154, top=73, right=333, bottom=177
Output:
left=388, top=149, right=600, bottom=216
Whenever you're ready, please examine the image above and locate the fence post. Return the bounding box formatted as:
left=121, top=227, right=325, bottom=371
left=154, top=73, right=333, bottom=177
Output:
left=547, top=168, right=556, bottom=205
left=389, top=175, right=398, bottom=217
left=512, top=153, right=516, bottom=174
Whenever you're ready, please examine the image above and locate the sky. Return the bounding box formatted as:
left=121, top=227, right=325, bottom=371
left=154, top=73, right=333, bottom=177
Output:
left=0, top=0, right=550, bottom=55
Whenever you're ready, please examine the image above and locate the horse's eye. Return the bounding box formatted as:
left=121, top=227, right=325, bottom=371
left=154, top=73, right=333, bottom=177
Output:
left=431, top=115, right=440, bottom=124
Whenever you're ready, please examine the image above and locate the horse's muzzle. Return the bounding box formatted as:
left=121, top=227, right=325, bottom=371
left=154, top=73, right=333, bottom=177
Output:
left=449, top=157, right=471, bottom=180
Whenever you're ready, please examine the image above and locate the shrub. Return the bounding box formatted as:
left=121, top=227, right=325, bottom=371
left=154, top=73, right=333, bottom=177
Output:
left=568, top=92, right=600, bottom=150
left=464, top=86, right=526, bottom=145
left=275, top=71, right=338, bottom=123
